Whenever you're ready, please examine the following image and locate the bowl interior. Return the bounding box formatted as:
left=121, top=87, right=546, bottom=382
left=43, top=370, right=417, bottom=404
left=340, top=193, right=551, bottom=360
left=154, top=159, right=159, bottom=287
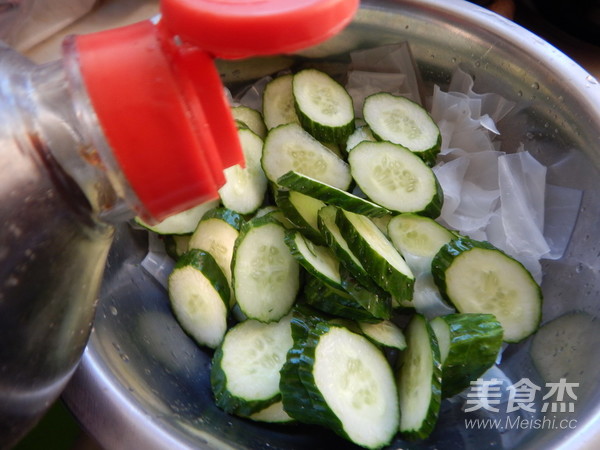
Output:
left=64, top=1, right=600, bottom=449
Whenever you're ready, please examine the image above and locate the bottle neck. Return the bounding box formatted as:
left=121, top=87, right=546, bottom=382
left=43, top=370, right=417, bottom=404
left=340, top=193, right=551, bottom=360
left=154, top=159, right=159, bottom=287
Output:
left=6, top=40, right=145, bottom=224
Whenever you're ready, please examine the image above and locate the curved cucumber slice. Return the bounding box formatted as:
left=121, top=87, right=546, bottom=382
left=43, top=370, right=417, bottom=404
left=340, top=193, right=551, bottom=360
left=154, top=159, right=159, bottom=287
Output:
left=293, top=68, right=355, bottom=144
left=388, top=213, right=455, bottom=276
left=397, top=314, right=442, bottom=441
left=285, top=229, right=342, bottom=290
left=358, top=320, right=407, bottom=350
left=262, top=74, right=300, bottom=130
left=135, top=199, right=220, bottom=235
left=281, top=320, right=399, bottom=449
left=218, top=128, right=267, bottom=215
left=336, top=208, right=414, bottom=303
left=277, top=170, right=390, bottom=217
left=262, top=123, right=352, bottom=190
left=431, top=237, right=542, bottom=343
left=363, top=92, right=441, bottom=166
left=211, top=316, right=293, bottom=416
left=232, top=216, right=300, bottom=322
left=168, top=249, right=230, bottom=349
left=348, top=140, right=443, bottom=217
left=430, top=313, right=504, bottom=397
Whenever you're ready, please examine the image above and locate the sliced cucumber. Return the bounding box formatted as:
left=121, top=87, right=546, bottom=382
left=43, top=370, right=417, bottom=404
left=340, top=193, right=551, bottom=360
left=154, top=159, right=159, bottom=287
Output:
left=292, top=68, right=355, bottom=143
left=218, top=128, right=267, bottom=214
left=232, top=216, right=300, bottom=322
left=168, top=249, right=230, bottom=349
left=248, top=400, right=294, bottom=423
left=346, top=124, right=375, bottom=152
left=280, top=320, right=399, bottom=449
left=397, top=314, right=442, bottom=440
left=429, top=313, right=503, bottom=397
left=274, top=189, right=326, bottom=244
left=336, top=208, right=414, bottom=303
left=284, top=229, right=342, bottom=290
left=262, top=74, right=300, bottom=129
left=303, top=275, right=388, bottom=323
left=388, top=213, right=455, bottom=275
left=188, top=208, right=243, bottom=303
left=163, top=234, right=191, bottom=259
left=358, top=320, right=407, bottom=350
left=277, top=170, right=390, bottom=217
left=431, top=237, right=542, bottom=343
left=231, top=105, right=267, bottom=139
left=348, top=140, right=443, bottom=217
left=211, top=315, right=293, bottom=416
left=262, top=123, right=352, bottom=190
left=317, top=205, right=376, bottom=289
left=363, top=92, right=441, bottom=166
left=135, top=198, right=220, bottom=235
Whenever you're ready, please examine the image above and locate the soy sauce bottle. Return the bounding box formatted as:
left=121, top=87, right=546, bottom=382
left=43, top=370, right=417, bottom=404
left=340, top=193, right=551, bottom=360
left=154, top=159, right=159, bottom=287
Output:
left=0, top=0, right=358, bottom=446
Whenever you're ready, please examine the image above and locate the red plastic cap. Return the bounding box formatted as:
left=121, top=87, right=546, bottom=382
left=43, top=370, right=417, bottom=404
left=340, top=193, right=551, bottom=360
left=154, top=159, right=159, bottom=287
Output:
left=74, top=21, right=242, bottom=221
left=73, top=0, right=358, bottom=222
left=160, top=0, right=360, bottom=59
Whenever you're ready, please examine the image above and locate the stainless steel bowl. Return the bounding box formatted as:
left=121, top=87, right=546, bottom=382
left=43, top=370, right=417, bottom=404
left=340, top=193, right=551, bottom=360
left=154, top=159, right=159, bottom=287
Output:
left=63, top=0, right=600, bottom=448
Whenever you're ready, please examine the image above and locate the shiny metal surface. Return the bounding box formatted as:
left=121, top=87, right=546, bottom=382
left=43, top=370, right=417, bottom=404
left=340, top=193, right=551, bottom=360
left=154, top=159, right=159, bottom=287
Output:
left=63, top=0, right=600, bottom=448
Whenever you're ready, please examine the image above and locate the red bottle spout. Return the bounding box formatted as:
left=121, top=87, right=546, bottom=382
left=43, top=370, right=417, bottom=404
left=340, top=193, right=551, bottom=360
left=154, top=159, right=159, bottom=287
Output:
left=71, top=0, right=359, bottom=222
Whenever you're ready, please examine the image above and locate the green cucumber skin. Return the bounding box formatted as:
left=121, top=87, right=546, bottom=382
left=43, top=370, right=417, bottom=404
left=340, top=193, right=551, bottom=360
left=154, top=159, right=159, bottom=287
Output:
left=435, top=313, right=504, bottom=398
left=398, top=314, right=442, bottom=441
left=293, top=69, right=355, bottom=144
left=173, top=249, right=231, bottom=308
left=339, top=269, right=392, bottom=321
left=296, top=110, right=356, bottom=145
left=274, top=189, right=326, bottom=245
left=198, top=207, right=245, bottom=231
left=370, top=130, right=441, bottom=167
left=431, top=237, right=542, bottom=343
left=335, top=209, right=414, bottom=303
left=211, top=345, right=280, bottom=417
left=284, top=230, right=342, bottom=291
left=277, top=171, right=390, bottom=217
left=303, top=275, right=384, bottom=323
left=317, top=206, right=379, bottom=290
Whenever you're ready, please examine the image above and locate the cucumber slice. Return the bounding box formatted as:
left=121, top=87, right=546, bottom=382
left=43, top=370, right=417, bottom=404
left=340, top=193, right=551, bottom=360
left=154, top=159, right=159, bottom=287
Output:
left=388, top=213, right=455, bottom=275
left=431, top=237, right=542, bottom=343
left=348, top=140, right=443, bottom=217
left=397, top=314, right=442, bottom=440
left=363, top=92, right=441, bottom=166
left=429, top=313, right=503, bottom=397
left=284, top=229, right=342, bottom=290
left=262, top=123, right=352, bottom=190
left=168, top=249, right=230, bottom=349
left=317, top=205, right=377, bottom=289
left=163, top=234, right=191, bottom=259
left=274, top=189, right=326, bottom=244
left=248, top=401, right=294, bottom=423
left=232, top=216, right=300, bottom=322
left=358, top=320, right=407, bottom=350
left=135, top=199, right=220, bottom=235
left=262, top=74, right=300, bottom=130
left=293, top=68, right=355, bottom=143
left=336, top=208, right=415, bottom=303
left=231, top=105, right=267, bottom=139
left=346, top=124, right=375, bottom=152
left=303, top=275, right=388, bottom=323
left=188, top=208, right=243, bottom=303
left=211, top=315, right=293, bottom=416
left=277, top=170, right=390, bottom=217
left=218, top=128, right=267, bottom=214
left=280, top=320, right=399, bottom=449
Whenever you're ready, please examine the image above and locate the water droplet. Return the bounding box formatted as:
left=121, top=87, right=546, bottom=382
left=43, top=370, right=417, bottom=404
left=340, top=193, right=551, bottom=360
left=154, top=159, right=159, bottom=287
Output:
left=110, top=306, right=118, bottom=316
left=585, top=75, right=598, bottom=85
left=517, top=90, right=523, bottom=97
left=531, top=81, right=540, bottom=90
